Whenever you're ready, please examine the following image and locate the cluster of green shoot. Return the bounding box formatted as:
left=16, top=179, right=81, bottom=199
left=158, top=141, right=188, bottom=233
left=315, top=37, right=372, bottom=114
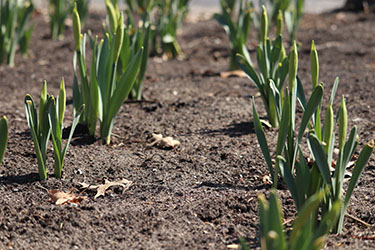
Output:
left=25, top=80, right=83, bottom=180
left=238, top=7, right=288, bottom=127
left=263, top=0, right=305, bottom=42
left=49, top=0, right=89, bottom=40
left=214, top=0, right=252, bottom=70
left=216, top=0, right=304, bottom=69
left=72, top=3, right=144, bottom=145
left=236, top=4, right=375, bottom=248
left=252, top=189, right=340, bottom=250
left=0, top=116, right=8, bottom=165
left=125, top=0, right=154, bottom=14
left=0, top=0, right=34, bottom=67
left=104, top=0, right=151, bottom=100
left=250, top=39, right=374, bottom=236
left=125, top=0, right=189, bottom=58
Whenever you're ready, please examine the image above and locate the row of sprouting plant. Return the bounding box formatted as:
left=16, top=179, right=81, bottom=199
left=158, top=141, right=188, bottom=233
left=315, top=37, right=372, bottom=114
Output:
left=220, top=5, right=373, bottom=250
left=0, top=0, right=192, bottom=176
left=0, top=0, right=169, bottom=179
left=2, top=0, right=305, bottom=68
left=0, top=0, right=372, bottom=249
left=0, top=0, right=189, bottom=67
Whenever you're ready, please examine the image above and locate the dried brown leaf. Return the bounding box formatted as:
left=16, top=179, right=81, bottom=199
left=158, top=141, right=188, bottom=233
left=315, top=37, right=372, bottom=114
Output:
left=220, top=70, right=247, bottom=78
left=48, top=189, right=85, bottom=205
left=79, top=179, right=132, bottom=199
left=148, top=133, right=180, bottom=149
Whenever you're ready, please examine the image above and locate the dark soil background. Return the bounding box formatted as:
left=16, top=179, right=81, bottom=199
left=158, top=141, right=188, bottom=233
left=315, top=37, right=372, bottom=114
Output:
left=0, top=9, right=375, bottom=250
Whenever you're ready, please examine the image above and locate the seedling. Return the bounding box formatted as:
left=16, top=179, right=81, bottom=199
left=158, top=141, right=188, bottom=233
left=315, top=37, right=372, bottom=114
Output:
left=49, top=0, right=90, bottom=40
left=76, top=0, right=90, bottom=26
left=238, top=6, right=288, bottom=127
left=153, top=0, right=189, bottom=58
left=25, top=82, right=51, bottom=180
left=284, top=0, right=304, bottom=42
left=252, top=41, right=374, bottom=234
left=48, top=0, right=71, bottom=40
left=48, top=79, right=84, bottom=178
left=125, top=0, right=154, bottom=15
left=253, top=0, right=304, bottom=42
left=246, top=189, right=340, bottom=250
left=25, top=80, right=83, bottom=180
left=105, top=0, right=151, bottom=100
left=0, top=116, right=8, bottom=165
left=73, top=3, right=143, bottom=144
left=215, top=0, right=252, bottom=70
left=0, top=0, right=34, bottom=67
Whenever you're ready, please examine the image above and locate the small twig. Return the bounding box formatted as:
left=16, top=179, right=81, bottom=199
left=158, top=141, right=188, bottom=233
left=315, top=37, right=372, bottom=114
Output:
left=346, top=213, right=371, bottom=228
left=78, top=185, right=91, bottom=195
left=172, top=145, right=179, bottom=154
left=36, top=184, right=49, bottom=192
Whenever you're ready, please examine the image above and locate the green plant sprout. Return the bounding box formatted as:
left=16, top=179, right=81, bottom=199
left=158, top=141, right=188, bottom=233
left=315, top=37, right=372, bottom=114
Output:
left=215, top=0, right=252, bottom=70
left=73, top=3, right=143, bottom=144
left=76, top=0, right=90, bottom=26
left=104, top=0, right=151, bottom=100
left=124, top=0, right=154, bottom=15
left=153, top=0, right=189, bottom=58
left=240, top=189, right=340, bottom=250
left=48, top=0, right=71, bottom=40
left=49, top=0, right=90, bottom=40
left=255, top=0, right=304, bottom=42
left=238, top=6, right=288, bottom=127
left=252, top=40, right=374, bottom=234
left=284, top=0, right=304, bottom=42
left=25, top=82, right=51, bottom=180
left=0, top=0, right=34, bottom=67
left=48, top=79, right=83, bottom=178
left=25, top=80, right=83, bottom=180
left=0, top=116, right=8, bottom=165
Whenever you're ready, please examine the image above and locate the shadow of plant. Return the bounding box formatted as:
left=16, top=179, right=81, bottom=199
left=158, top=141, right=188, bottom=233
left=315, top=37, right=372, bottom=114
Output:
left=199, top=121, right=255, bottom=137
left=0, top=173, right=40, bottom=185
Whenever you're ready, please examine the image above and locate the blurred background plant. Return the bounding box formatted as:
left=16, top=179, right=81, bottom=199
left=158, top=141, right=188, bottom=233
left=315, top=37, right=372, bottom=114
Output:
left=0, top=0, right=34, bottom=67
left=123, top=0, right=189, bottom=58
left=215, top=0, right=252, bottom=70
left=49, top=0, right=90, bottom=40
left=152, top=0, right=189, bottom=58
left=257, top=0, right=305, bottom=42
left=124, top=0, right=154, bottom=15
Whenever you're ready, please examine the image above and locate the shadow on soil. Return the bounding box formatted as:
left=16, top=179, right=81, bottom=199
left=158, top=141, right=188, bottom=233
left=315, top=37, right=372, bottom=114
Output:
left=195, top=181, right=270, bottom=191
left=0, top=173, right=40, bottom=185
left=199, top=121, right=255, bottom=137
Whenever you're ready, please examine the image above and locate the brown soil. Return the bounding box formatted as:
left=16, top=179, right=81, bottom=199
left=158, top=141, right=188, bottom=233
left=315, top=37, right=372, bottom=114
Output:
left=0, top=9, right=375, bottom=250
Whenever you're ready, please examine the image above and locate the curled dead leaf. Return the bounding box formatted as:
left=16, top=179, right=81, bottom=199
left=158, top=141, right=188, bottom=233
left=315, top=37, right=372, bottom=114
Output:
left=48, top=189, right=86, bottom=205
left=79, top=179, right=132, bottom=199
left=220, top=70, right=247, bottom=78
left=148, top=133, right=180, bottom=149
